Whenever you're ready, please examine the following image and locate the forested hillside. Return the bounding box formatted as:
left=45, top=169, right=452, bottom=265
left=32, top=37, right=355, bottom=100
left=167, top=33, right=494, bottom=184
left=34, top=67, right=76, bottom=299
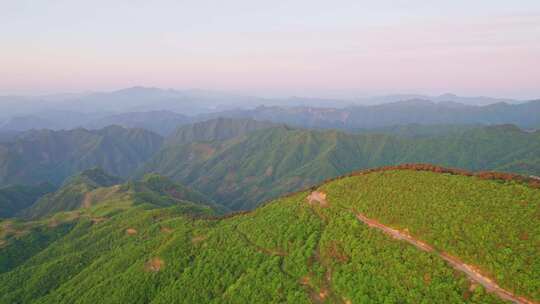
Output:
left=141, top=124, right=540, bottom=210
left=0, top=126, right=163, bottom=186
left=18, top=168, right=123, bottom=219
left=166, top=117, right=278, bottom=146
left=16, top=168, right=219, bottom=220
left=123, top=174, right=224, bottom=213
left=1, top=118, right=539, bottom=212
left=0, top=183, right=55, bottom=218
left=0, top=166, right=537, bottom=303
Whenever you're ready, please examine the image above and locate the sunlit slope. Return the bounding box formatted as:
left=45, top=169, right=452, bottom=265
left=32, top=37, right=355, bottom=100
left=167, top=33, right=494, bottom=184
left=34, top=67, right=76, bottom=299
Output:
left=1, top=166, right=538, bottom=303
left=318, top=166, right=540, bottom=302
left=141, top=124, right=540, bottom=210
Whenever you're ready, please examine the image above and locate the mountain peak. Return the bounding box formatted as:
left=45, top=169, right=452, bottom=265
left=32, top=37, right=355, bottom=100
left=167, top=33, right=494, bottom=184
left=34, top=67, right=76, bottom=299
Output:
left=438, top=93, right=459, bottom=99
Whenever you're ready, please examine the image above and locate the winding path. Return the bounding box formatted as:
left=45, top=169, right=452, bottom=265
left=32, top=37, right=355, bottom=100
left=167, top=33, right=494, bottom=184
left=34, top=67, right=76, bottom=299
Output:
left=305, top=190, right=536, bottom=303
left=354, top=212, right=535, bottom=304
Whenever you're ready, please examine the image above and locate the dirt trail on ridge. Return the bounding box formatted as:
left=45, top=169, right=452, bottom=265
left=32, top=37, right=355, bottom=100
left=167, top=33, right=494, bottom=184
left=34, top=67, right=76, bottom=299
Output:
left=354, top=212, right=535, bottom=304
left=305, top=191, right=535, bottom=304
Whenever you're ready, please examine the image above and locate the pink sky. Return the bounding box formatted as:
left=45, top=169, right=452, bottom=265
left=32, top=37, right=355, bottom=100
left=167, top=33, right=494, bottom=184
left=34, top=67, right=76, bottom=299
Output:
left=1, top=1, right=539, bottom=99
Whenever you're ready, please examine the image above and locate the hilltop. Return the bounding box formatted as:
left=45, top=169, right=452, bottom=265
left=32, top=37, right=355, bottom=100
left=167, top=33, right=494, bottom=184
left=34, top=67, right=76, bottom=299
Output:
left=0, top=165, right=538, bottom=303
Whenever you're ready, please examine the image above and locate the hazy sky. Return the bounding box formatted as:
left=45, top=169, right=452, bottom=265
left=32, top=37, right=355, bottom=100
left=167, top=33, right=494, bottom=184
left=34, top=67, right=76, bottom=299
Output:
left=1, top=0, right=539, bottom=99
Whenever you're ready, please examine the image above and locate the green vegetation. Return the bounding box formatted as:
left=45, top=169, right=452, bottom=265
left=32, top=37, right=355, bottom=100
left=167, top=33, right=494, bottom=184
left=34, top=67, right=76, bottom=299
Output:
left=166, top=117, right=277, bottom=146
left=2, top=167, right=537, bottom=303
left=0, top=183, right=55, bottom=218
left=352, top=123, right=482, bottom=138
left=123, top=174, right=225, bottom=213
left=19, top=168, right=123, bottom=219
left=0, top=125, right=163, bottom=186
left=18, top=169, right=220, bottom=220
left=320, top=169, right=540, bottom=301
left=2, top=119, right=539, bottom=213
left=141, top=123, right=540, bottom=210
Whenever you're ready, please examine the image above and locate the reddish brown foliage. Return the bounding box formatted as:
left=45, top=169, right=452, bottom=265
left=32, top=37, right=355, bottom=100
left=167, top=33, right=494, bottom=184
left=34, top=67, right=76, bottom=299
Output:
left=326, top=241, right=349, bottom=263
left=144, top=257, right=164, bottom=272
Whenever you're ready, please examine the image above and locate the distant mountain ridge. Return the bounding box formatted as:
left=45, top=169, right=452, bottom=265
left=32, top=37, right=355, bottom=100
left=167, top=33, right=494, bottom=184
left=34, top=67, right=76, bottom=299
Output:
left=0, top=125, right=163, bottom=186
left=204, top=99, right=540, bottom=129
left=1, top=117, right=539, bottom=210
left=140, top=122, right=540, bottom=210
left=355, top=93, right=517, bottom=106
left=0, top=87, right=536, bottom=133
left=84, top=111, right=193, bottom=136
left=166, top=117, right=279, bottom=146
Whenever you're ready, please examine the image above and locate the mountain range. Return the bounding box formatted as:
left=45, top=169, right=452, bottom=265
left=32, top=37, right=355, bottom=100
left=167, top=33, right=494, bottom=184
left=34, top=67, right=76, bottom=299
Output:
left=140, top=120, right=540, bottom=210
left=0, top=100, right=539, bottom=303
left=1, top=87, right=539, bottom=134
left=0, top=125, right=163, bottom=186
left=204, top=99, right=540, bottom=130
left=0, top=118, right=539, bottom=211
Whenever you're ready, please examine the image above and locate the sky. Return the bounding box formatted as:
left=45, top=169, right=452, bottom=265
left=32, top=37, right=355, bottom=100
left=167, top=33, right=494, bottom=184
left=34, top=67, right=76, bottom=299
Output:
left=1, top=0, right=539, bottom=99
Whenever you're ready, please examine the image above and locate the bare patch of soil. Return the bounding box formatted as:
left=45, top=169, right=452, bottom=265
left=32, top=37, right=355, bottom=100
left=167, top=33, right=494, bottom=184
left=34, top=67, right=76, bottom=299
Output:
left=126, top=228, right=138, bottom=235
left=160, top=227, right=173, bottom=233
left=306, top=191, right=329, bottom=207
left=354, top=211, right=534, bottom=304
left=191, top=235, right=207, bottom=243
left=82, top=193, right=92, bottom=208
left=145, top=257, right=165, bottom=272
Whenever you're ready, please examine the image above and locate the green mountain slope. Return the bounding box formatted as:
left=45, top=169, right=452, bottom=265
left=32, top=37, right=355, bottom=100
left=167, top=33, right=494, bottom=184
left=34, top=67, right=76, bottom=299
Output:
left=19, top=168, right=124, bottom=219
left=18, top=168, right=219, bottom=220
left=0, top=126, right=163, bottom=186
left=0, top=183, right=55, bottom=218
left=123, top=174, right=225, bottom=213
left=166, top=117, right=278, bottom=146
left=0, top=166, right=538, bottom=303
left=141, top=124, right=540, bottom=210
